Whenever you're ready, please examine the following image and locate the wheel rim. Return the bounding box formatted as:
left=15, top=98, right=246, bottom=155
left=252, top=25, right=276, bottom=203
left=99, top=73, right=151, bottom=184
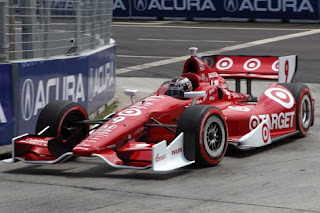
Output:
left=300, top=95, right=312, bottom=129
left=203, top=116, right=225, bottom=158
left=60, top=111, right=87, bottom=139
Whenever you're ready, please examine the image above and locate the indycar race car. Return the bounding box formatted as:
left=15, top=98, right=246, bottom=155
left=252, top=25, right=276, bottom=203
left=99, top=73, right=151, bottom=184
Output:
left=3, top=47, right=315, bottom=172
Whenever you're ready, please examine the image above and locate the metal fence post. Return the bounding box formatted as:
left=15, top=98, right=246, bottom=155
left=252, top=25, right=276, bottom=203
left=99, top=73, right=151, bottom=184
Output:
left=90, top=0, right=98, bottom=49
left=8, top=0, right=15, bottom=61
left=0, top=0, right=8, bottom=62
left=21, top=0, right=34, bottom=59
left=105, top=0, right=113, bottom=44
left=75, top=0, right=81, bottom=53
left=81, top=0, right=87, bottom=34
left=43, top=0, right=50, bottom=58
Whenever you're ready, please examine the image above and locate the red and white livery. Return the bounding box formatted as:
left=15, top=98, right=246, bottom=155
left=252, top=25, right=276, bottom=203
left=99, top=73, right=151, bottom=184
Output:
left=3, top=48, right=315, bottom=172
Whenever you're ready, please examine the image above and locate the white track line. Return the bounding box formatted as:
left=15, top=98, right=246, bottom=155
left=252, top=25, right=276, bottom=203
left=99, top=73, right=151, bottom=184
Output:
left=113, top=24, right=313, bottom=31
left=113, top=21, right=175, bottom=25
left=117, top=29, right=320, bottom=74
left=118, top=55, right=171, bottom=59
left=138, top=38, right=237, bottom=43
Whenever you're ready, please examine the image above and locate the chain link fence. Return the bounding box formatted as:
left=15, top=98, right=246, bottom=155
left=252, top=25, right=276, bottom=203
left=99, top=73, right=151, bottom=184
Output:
left=0, top=0, right=113, bottom=62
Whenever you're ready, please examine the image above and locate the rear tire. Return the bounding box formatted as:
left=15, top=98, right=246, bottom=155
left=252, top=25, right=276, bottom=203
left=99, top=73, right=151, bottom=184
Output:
left=279, top=83, right=313, bottom=137
left=36, top=100, right=89, bottom=140
left=177, top=105, right=228, bottom=166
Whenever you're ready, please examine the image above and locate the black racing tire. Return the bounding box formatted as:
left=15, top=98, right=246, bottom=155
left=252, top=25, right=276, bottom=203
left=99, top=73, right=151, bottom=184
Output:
left=36, top=100, right=89, bottom=140
left=279, top=83, right=313, bottom=137
left=177, top=105, right=228, bottom=167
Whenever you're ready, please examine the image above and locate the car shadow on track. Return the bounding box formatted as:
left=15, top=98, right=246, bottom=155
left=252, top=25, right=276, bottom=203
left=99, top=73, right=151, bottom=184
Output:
left=2, top=161, right=193, bottom=181
left=225, top=136, right=298, bottom=158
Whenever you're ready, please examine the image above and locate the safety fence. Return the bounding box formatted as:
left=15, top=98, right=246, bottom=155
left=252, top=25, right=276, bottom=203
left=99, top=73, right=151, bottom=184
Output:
left=0, top=0, right=116, bottom=146
left=113, top=0, right=320, bottom=22
left=1, top=0, right=113, bottom=62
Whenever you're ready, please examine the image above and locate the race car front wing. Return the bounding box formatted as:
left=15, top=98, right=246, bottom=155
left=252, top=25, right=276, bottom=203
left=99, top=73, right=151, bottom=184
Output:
left=3, top=132, right=195, bottom=172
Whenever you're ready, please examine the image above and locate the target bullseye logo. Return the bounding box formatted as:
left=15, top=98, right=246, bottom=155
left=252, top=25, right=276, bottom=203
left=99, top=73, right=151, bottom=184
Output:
left=243, top=58, right=261, bottom=71
left=249, top=115, right=260, bottom=131
left=228, top=106, right=250, bottom=112
left=262, top=123, right=269, bottom=143
left=272, top=60, right=279, bottom=72
left=265, top=88, right=294, bottom=109
left=216, top=57, right=233, bottom=70
left=118, top=108, right=142, bottom=116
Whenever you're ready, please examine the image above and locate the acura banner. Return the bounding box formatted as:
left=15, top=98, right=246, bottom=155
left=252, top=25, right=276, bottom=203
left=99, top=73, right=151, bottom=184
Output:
left=113, top=0, right=320, bottom=20
left=16, top=45, right=116, bottom=135
left=0, top=64, right=14, bottom=146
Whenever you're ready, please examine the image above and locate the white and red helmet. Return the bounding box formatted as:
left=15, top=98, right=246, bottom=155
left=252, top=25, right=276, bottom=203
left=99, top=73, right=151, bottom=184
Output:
left=167, top=77, right=193, bottom=99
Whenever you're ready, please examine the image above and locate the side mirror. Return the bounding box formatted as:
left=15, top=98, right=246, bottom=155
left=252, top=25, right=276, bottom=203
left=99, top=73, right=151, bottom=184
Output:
left=124, top=89, right=138, bottom=104
left=184, top=91, right=206, bottom=106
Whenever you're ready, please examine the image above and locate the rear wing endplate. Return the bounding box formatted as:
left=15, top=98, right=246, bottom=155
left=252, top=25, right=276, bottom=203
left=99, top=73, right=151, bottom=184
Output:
left=202, top=55, right=297, bottom=83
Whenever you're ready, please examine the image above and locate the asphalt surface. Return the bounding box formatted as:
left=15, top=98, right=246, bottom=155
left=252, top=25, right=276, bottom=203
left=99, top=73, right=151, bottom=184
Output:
left=1, top=21, right=320, bottom=212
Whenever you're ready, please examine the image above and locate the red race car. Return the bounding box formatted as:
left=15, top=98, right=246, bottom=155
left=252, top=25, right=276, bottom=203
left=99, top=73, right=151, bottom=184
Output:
left=3, top=48, right=315, bottom=172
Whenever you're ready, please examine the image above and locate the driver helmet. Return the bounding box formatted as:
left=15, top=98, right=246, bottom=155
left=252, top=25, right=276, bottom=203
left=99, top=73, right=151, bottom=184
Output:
left=167, top=76, right=193, bottom=99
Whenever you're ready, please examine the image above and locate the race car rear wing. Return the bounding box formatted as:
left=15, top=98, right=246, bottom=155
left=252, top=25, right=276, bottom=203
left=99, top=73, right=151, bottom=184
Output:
left=202, top=55, right=297, bottom=94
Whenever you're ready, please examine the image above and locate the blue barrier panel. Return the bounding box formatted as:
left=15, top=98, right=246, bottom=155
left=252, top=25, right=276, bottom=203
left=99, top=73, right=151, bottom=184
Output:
left=220, top=0, right=319, bottom=20
left=16, top=45, right=116, bottom=136
left=0, top=64, right=14, bottom=146
left=114, top=0, right=319, bottom=21
left=113, top=0, right=131, bottom=17
left=87, top=46, right=116, bottom=115
left=17, top=57, right=88, bottom=135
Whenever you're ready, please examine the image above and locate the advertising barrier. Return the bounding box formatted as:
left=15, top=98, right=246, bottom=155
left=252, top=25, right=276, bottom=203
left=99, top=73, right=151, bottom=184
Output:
left=0, top=64, right=14, bottom=146
left=16, top=45, right=116, bottom=135
left=87, top=46, right=116, bottom=114
left=113, top=0, right=320, bottom=21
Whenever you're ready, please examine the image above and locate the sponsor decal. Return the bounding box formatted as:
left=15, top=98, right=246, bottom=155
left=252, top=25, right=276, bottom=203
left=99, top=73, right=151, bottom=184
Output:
left=216, top=57, right=233, bottom=70
left=155, top=153, right=166, bottom=162
left=223, top=0, right=314, bottom=13
left=117, top=95, right=164, bottom=117
left=228, top=105, right=250, bottom=112
left=0, top=103, right=8, bottom=124
left=134, top=0, right=216, bottom=11
left=223, top=89, right=232, bottom=100
left=19, top=138, right=49, bottom=147
left=113, top=0, right=127, bottom=10
left=118, top=108, right=142, bottom=117
left=243, top=58, right=261, bottom=71
left=21, top=74, right=85, bottom=121
left=81, top=124, right=118, bottom=145
left=134, top=0, right=148, bottom=11
left=88, top=61, right=115, bottom=102
left=272, top=60, right=279, bottom=72
left=209, top=88, right=216, bottom=95
left=111, top=116, right=126, bottom=124
left=172, top=147, right=183, bottom=155
left=224, top=0, right=239, bottom=12
left=262, top=123, right=269, bottom=143
left=264, top=88, right=294, bottom=109
left=209, top=96, right=215, bottom=101
left=249, top=111, right=295, bottom=131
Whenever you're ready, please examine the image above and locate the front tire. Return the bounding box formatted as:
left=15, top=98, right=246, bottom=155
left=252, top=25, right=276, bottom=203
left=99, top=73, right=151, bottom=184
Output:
left=280, top=83, right=313, bottom=137
left=36, top=100, right=89, bottom=140
left=177, top=105, right=228, bottom=166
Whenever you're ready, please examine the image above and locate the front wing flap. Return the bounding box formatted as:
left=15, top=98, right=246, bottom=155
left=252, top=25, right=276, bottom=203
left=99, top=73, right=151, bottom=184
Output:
left=152, top=133, right=195, bottom=172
